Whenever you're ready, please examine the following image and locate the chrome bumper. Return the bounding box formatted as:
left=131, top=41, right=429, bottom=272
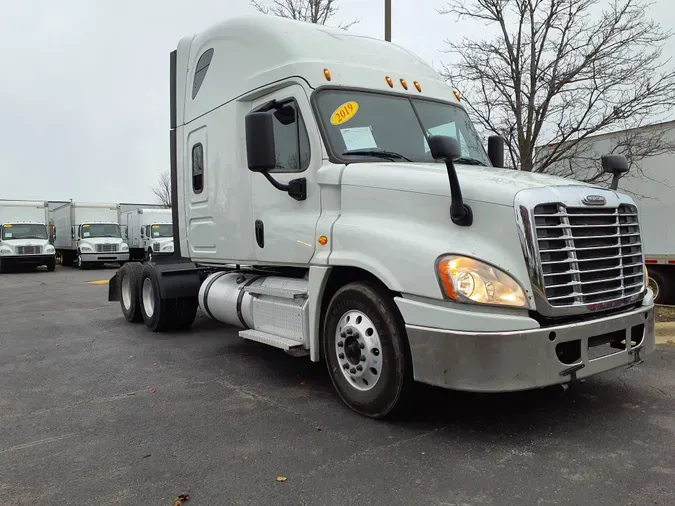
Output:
left=81, top=252, right=129, bottom=262
left=406, top=300, right=655, bottom=392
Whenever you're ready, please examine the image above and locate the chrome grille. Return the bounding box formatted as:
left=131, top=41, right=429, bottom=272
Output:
left=95, top=243, right=119, bottom=253
left=153, top=242, right=161, bottom=251
left=533, top=203, right=644, bottom=308
left=17, top=246, right=42, bottom=255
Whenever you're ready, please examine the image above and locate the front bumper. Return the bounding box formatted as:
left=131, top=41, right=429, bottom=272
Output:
left=406, top=297, right=655, bottom=392
left=0, top=254, right=55, bottom=265
left=81, top=252, right=129, bottom=263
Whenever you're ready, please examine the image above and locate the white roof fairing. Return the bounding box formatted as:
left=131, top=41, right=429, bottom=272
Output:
left=180, top=14, right=459, bottom=124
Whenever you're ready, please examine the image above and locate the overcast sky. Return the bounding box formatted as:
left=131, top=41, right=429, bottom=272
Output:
left=0, top=0, right=672, bottom=204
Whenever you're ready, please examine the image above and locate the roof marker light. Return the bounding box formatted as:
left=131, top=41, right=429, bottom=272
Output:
left=400, top=78, right=408, bottom=90
left=385, top=76, right=394, bottom=88
left=413, top=81, right=422, bottom=92
left=453, top=89, right=461, bottom=102
left=324, top=69, right=332, bottom=81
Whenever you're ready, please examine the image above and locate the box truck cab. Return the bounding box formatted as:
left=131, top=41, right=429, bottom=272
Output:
left=109, top=15, right=655, bottom=419
left=53, top=202, right=129, bottom=269
left=0, top=200, right=56, bottom=273
left=120, top=207, right=174, bottom=260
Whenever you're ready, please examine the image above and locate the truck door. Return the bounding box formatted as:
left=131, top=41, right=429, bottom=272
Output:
left=250, top=84, right=321, bottom=264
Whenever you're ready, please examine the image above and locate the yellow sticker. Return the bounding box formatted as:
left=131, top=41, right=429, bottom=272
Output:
left=330, top=101, right=359, bottom=125
left=83, top=224, right=90, bottom=228
left=152, top=225, right=159, bottom=229
left=3, top=224, right=11, bottom=228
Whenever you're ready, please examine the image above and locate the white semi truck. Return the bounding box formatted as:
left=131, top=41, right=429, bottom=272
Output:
left=120, top=207, right=174, bottom=260
left=108, top=15, right=655, bottom=418
left=0, top=200, right=56, bottom=273
left=53, top=202, right=129, bottom=269
left=539, top=120, right=675, bottom=304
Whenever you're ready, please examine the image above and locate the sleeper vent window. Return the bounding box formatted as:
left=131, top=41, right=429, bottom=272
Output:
left=192, top=143, right=204, bottom=194
left=192, top=48, right=214, bottom=99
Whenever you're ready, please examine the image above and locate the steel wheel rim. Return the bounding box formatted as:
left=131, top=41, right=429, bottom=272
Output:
left=121, top=274, right=132, bottom=311
left=142, top=278, right=155, bottom=317
left=335, top=309, right=383, bottom=392
left=77, top=254, right=82, bottom=267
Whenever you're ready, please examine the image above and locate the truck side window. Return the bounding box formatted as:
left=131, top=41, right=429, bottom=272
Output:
left=270, top=100, right=310, bottom=173
left=192, top=48, right=214, bottom=99
left=192, top=143, right=204, bottom=193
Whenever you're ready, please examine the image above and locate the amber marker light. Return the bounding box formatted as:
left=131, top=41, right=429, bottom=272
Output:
left=453, top=89, right=461, bottom=101
left=400, top=78, right=408, bottom=90
left=318, top=235, right=328, bottom=246
left=385, top=76, right=394, bottom=88
left=413, top=81, right=422, bottom=92
left=324, top=69, right=332, bottom=81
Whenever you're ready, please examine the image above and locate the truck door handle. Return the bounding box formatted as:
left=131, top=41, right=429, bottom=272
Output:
left=255, top=220, right=264, bottom=248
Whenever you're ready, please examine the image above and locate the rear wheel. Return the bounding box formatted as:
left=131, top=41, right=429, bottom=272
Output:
left=323, top=281, right=413, bottom=419
left=139, top=263, right=172, bottom=332
left=648, top=268, right=671, bottom=304
left=118, top=262, right=144, bottom=322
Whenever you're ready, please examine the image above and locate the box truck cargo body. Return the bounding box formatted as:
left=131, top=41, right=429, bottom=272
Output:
left=53, top=202, right=129, bottom=268
left=107, top=15, right=656, bottom=419
left=120, top=208, right=174, bottom=260
left=0, top=200, right=55, bottom=272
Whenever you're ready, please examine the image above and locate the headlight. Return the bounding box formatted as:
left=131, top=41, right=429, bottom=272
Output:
left=120, top=243, right=129, bottom=251
left=0, top=247, right=11, bottom=255
left=45, top=245, right=55, bottom=253
left=436, top=255, right=528, bottom=307
left=80, top=245, right=93, bottom=252
left=161, top=244, right=173, bottom=251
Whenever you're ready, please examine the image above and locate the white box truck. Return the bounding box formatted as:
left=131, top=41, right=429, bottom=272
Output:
left=107, top=15, right=655, bottom=418
left=120, top=207, right=174, bottom=260
left=53, top=202, right=129, bottom=269
left=539, top=120, right=675, bottom=304
left=0, top=200, right=56, bottom=272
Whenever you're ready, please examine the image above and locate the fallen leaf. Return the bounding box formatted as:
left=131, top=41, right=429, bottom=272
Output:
left=172, top=494, right=190, bottom=506
left=299, top=380, right=307, bottom=385
left=276, top=476, right=287, bottom=482
left=148, top=387, right=157, bottom=393
left=315, top=426, right=322, bottom=431
left=667, top=340, right=674, bottom=345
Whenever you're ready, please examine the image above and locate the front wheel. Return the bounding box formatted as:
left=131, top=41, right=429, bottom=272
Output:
left=648, top=268, right=671, bottom=304
left=323, top=281, right=413, bottom=419
left=46, top=257, right=56, bottom=272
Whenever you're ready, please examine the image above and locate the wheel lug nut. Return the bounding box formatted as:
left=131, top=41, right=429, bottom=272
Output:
left=360, top=356, right=366, bottom=362
left=356, top=365, right=363, bottom=371
left=350, top=367, right=356, bottom=374
left=338, top=341, right=344, bottom=347
left=343, top=363, right=349, bottom=370
left=340, top=332, right=346, bottom=338
left=359, top=343, right=365, bottom=349
left=338, top=353, right=344, bottom=359
left=346, top=328, right=353, bottom=335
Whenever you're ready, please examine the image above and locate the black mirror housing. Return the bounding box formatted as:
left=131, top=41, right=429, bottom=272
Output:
left=245, top=111, right=276, bottom=172
left=601, top=154, right=629, bottom=175
left=487, top=135, right=504, bottom=168
left=428, top=135, right=462, bottom=161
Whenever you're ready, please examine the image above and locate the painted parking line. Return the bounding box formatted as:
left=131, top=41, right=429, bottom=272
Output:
left=87, top=279, right=109, bottom=285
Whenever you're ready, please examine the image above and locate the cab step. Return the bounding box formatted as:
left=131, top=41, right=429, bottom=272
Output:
left=243, top=285, right=308, bottom=299
left=238, top=329, right=308, bottom=356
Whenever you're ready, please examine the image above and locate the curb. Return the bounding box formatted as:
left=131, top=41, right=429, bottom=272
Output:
left=655, top=321, right=675, bottom=345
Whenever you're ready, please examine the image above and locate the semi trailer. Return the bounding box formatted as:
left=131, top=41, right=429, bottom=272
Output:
left=53, top=202, right=129, bottom=269
left=108, top=15, right=655, bottom=418
left=539, top=120, right=675, bottom=304
left=120, top=207, right=174, bottom=260
left=0, top=200, right=56, bottom=272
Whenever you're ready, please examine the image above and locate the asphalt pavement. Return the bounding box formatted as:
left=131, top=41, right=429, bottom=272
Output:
left=1, top=265, right=675, bottom=506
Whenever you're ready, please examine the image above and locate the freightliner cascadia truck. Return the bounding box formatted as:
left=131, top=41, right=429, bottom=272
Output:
left=108, top=15, right=655, bottom=418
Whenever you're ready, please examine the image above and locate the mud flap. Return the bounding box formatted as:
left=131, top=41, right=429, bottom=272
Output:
left=108, top=271, right=120, bottom=301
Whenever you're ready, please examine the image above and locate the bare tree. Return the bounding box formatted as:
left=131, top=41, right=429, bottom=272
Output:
left=251, top=0, right=359, bottom=29
left=438, top=0, right=675, bottom=181
left=152, top=171, right=171, bottom=207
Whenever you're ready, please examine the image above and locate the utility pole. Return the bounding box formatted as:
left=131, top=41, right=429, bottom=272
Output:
left=385, top=0, right=391, bottom=41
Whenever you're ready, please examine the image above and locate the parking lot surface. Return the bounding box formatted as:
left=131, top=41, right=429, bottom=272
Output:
left=1, top=266, right=675, bottom=505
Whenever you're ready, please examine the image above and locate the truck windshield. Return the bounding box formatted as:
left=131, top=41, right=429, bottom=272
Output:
left=81, top=224, right=121, bottom=238
left=150, top=224, right=173, bottom=238
left=314, top=89, right=491, bottom=166
left=1, top=224, right=48, bottom=240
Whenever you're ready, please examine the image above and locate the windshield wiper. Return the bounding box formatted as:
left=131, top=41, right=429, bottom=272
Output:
left=342, top=150, right=413, bottom=162
left=453, top=157, right=487, bottom=166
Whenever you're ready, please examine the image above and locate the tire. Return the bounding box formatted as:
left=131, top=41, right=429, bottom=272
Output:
left=322, top=281, right=413, bottom=419
left=118, top=262, right=144, bottom=323
left=648, top=268, right=671, bottom=305
left=139, top=263, right=172, bottom=332
left=0, top=259, right=6, bottom=274
left=77, top=252, right=87, bottom=270
left=46, top=258, right=56, bottom=272
left=147, top=249, right=153, bottom=262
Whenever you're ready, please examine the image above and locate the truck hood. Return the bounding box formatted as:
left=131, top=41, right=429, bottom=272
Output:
left=1, top=238, right=50, bottom=247
left=340, top=162, right=595, bottom=207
